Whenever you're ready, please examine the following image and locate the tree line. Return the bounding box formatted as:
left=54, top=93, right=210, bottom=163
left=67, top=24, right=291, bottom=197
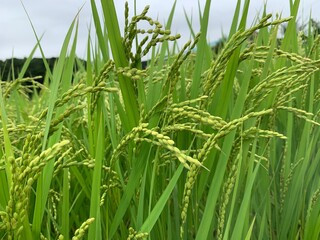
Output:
left=0, top=58, right=60, bottom=82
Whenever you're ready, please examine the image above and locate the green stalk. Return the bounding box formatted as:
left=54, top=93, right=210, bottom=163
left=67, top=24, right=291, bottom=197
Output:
left=97, top=0, right=139, bottom=129
left=190, top=0, right=211, bottom=99
left=88, top=111, right=105, bottom=240
left=30, top=16, right=78, bottom=239
left=140, top=164, right=184, bottom=233
left=0, top=84, right=12, bottom=192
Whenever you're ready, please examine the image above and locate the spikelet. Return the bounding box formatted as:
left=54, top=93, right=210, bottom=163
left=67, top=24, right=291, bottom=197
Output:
left=127, top=227, right=149, bottom=240
left=1, top=139, right=70, bottom=239
left=72, top=218, right=95, bottom=240
left=161, top=33, right=201, bottom=98
left=180, top=163, right=198, bottom=238
left=167, top=105, right=227, bottom=130
left=180, top=109, right=275, bottom=238
left=217, top=159, right=238, bottom=240
left=306, top=188, right=320, bottom=221
left=202, top=14, right=292, bottom=108
left=111, top=123, right=202, bottom=169
left=122, top=2, right=180, bottom=67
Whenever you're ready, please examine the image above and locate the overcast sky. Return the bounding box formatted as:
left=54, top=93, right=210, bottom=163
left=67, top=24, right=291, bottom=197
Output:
left=0, top=0, right=319, bottom=60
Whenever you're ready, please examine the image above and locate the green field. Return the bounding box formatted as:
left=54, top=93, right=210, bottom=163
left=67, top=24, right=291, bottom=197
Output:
left=1, top=0, right=320, bottom=239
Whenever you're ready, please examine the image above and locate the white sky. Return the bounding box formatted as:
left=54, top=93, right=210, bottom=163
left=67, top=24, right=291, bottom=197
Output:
left=0, top=0, right=319, bottom=60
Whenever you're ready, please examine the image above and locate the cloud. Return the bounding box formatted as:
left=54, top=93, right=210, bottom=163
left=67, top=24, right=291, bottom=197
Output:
left=0, top=0, right=91, bottom=59
left=0, top=0, right=318, bottom=60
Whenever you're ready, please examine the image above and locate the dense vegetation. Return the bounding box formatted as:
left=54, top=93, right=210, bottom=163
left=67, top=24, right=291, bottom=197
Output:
left=1, top=0, right=320, bottom=239
left=0, top=58, right=57, bottom=82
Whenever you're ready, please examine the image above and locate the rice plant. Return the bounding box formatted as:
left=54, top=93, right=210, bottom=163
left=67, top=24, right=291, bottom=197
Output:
left=0, top=0, right=320, bottom=239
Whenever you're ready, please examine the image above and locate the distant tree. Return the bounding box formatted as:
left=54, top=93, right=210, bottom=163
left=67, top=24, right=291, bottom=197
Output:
left=211, top=37, right=227, bottom=55
left=0, top=58, right=56, bottom=82
left=0, top=57, right=87, bottom=83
